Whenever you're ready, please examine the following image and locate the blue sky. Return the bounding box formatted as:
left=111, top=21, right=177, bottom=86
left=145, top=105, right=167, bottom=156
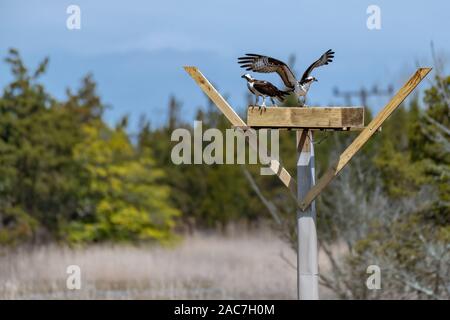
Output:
left=0, top=0, right=448, bottom=131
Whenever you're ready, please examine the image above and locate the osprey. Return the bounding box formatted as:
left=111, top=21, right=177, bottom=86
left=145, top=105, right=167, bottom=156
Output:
left=238, top=49, right=335, bottom=103
left=241, top=74, right=289, bottom=109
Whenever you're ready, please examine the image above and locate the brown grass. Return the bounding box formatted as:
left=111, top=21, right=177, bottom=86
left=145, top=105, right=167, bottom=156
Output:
left=0, top=229, right=336, bottom=299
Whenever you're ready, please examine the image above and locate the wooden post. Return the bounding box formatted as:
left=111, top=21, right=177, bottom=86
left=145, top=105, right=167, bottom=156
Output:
left=296, top=130, right=319, bottom=300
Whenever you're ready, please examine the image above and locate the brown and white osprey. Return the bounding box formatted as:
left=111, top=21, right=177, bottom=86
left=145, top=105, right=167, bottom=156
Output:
left=238, top=49, right=335, bottom=102
left=241, top=74, right=289, bottom=109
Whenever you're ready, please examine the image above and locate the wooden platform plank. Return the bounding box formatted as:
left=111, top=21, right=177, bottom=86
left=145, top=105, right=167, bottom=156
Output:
left=233, top=125, right=381, bottom=132
left=247, top=106, right=364, bottom=129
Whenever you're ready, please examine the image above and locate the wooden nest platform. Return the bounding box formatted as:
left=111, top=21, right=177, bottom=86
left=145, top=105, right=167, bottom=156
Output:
left=247, top=106, right=365, bottom=130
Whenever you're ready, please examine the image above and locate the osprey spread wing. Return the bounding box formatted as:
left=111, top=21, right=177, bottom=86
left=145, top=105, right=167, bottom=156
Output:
left=238, top=54, right=297, bottom=89
left=300, top=49, right=334, bottom=84
left=237, top=50, right=335, bottom=98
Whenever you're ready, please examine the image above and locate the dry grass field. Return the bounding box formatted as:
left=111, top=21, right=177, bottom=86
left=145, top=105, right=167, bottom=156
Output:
left=0, top=229, right=336, bottom=299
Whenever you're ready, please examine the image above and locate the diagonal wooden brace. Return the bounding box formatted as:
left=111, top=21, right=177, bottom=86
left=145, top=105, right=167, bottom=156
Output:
left=184, top=66, right=431, bottom=212
left=299, top=67, right=432, bottom=211
left=184, top=66, right=298, bottom=200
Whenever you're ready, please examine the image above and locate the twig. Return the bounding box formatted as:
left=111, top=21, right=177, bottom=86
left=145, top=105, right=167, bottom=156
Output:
left=240, top=166, right=283, bottom=225
left=279, top=250, right=296, bottom=270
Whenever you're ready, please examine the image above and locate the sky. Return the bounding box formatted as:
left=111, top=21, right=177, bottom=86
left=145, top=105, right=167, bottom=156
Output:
left=0, top=0, right=449, bottom=131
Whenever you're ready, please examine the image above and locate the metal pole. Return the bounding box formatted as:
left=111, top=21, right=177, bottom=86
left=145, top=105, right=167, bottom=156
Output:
left=296, top=130, right=319, bottom=300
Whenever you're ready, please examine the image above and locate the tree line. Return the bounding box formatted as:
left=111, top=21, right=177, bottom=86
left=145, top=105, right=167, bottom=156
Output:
left=0, top=49, right=178, bottom=245
left=0, top=48, right=448, bottom=298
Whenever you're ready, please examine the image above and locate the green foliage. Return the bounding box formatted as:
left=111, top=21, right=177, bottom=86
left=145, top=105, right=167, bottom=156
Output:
left=67, top=122, right=179, bottom=243
left=372, top=105, right=426, bottom=196
left=0, top=49, right=85, bottom=243
left=139, top=99, right=268, bottom=229
left=0, top=49, right=178, bottom=245
left=374, top=75, right=449, bottom=223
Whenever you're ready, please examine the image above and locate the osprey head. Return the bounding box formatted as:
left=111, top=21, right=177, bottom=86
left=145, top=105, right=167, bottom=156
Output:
left=241, top=73, right=254, bottom=81
left=304, top=76, right=318, bottom=83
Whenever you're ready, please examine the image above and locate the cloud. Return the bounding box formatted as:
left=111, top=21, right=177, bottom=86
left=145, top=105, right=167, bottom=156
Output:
left=98, top=31, right=233, bottom=56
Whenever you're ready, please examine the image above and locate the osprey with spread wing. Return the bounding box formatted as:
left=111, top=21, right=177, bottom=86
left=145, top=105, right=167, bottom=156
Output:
left=238, top=49, right=335, bottom=104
